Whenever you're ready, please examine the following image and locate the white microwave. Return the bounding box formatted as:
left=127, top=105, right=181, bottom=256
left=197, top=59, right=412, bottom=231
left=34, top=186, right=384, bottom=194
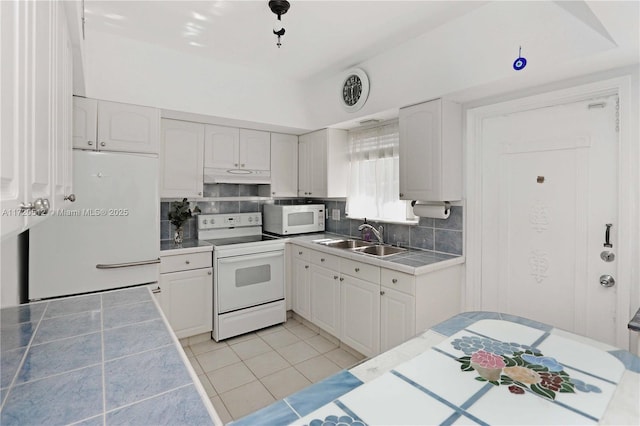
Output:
left=263, top=204, right=325, bottom=235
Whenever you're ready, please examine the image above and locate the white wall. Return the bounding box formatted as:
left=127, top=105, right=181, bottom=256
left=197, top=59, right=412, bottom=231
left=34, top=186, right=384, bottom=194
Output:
left=1, top=234, right=20, bottom=308
left=83, top=31, right=312, bottom=130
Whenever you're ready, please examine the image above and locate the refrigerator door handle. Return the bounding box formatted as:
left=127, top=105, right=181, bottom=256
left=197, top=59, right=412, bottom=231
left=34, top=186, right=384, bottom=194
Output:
left=96, top=258, right=161, bottom=269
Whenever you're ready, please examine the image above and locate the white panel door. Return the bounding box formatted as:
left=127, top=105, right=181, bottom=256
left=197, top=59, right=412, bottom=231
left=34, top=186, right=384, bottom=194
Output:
left=239, top=129, right=270, bottom=170
left=341, top=275, right=380, bottom=357
left=72, top=96, right=97, bottom=150
left=292, top=256, right=311, bottom=320
left=160, top=119, right=204, bottom=198
left=97, top=100, right=159, bottom=154
left=270, top=133, right=298, bottom=197
left=380, top=287, right=415, bottom=352
left=204, top=124, right=239, bottom=169
left=298, top=136, right=310, bottom=196
left=160, top=267, right=213, bottom=338
left=309, top=130, right=327, bottom=198
left=481, top=95, right=619, bottom=346
left=310, top=265, right=341, bottom=338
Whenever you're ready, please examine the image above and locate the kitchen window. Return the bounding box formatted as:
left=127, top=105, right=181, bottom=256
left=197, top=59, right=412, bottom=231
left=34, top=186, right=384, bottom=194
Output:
left=346, top=120, right=415, bottom=223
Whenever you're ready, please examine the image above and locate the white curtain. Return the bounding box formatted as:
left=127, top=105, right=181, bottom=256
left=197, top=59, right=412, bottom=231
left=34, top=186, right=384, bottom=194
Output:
left=346, top=121, right=408, bottom=221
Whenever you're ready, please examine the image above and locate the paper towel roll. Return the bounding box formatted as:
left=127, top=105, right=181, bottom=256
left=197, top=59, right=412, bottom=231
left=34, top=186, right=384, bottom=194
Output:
left=412, top=203, right=450, bottom=219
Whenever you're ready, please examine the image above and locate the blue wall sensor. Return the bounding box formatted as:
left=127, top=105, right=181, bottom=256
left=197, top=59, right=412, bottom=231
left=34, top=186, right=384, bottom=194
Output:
left=513, top=46, right=527, bottom=71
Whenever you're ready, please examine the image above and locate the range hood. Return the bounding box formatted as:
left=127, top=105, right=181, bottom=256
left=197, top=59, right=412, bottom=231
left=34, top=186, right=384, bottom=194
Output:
left=204, top=167, right=271, bottom=184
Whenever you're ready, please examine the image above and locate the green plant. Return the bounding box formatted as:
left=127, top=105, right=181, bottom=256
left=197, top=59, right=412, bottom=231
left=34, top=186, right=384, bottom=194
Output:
left=168, top=198, right=192, bottom=228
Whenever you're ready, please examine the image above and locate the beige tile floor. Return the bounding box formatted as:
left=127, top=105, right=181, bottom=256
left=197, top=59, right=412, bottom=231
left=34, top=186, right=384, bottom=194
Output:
left=180, top=318, right=366, bottom=423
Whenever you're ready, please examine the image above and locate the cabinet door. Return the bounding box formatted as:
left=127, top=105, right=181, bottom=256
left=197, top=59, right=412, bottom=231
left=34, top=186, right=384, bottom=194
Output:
left=160, top=267, right=213, bottom=338
left=380, top=287, right=415, bottom=352
left=270, top=133, right=298, bottom=197
left=204, top=125, right=239, bottom=169
left=341, top=275, right=380, bottom=357
left=72, top=97, right=98, bottom=150
left=297, top=136, right=310, bottom=196
left=160, top=119, right=204, bottom=198
left=399, top=99, right=442, bottom=201
left=308, top=131, right=327, bottom=198
left=292, top=256, right=311, bottom=320
left=240, top=129, right=270, bottom=170
left=310, top=265, right=341, bottom=338
left=97, top=100, right=160, bottom=154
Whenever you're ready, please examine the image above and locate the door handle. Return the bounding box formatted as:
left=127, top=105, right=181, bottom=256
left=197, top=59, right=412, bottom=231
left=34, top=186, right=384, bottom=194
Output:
left=599, top=275, right=615, bottom=288
left=603, top=224, right=613, bottom=248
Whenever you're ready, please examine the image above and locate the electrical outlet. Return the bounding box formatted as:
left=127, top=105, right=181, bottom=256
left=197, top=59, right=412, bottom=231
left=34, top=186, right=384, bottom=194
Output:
left=332, top=209, right=340, bottom=221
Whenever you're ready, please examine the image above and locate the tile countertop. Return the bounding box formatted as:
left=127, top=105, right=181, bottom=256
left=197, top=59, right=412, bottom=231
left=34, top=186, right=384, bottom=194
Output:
left=232, top=312, right=640, bottom=426
left=160, top=239, right=213, bottom=255
left=289, top=233, right=464, bottom=275
left=0, top=287, right=221, bottom=425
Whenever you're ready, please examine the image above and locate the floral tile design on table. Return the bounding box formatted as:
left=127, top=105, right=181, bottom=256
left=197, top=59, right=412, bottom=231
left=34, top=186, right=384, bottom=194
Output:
left=307, top=414, right=366, bottom=426
left=452, top=335, right=601, bottom=400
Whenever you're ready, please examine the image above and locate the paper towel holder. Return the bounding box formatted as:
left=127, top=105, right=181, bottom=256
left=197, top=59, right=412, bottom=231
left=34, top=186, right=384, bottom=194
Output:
left=411, top=200, right=451, bottom=214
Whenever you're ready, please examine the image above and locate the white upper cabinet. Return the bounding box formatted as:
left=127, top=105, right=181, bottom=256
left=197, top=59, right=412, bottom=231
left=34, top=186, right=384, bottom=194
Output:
left=298, top=128, right=348, bottom=198
left=399, top=98, right=462, bottom=202
left=160, top=119, right=204, bottom=199
left=269, top=133, right=298, bottom=197
left=1, top=0, right=74, bottom=239
left=204, top=125, right=270, bottom=171
left=72, top=97, right=160, bottom=154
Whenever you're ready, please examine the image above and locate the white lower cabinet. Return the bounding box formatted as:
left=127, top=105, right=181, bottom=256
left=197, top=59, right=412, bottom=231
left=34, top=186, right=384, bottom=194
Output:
left=341, top=275, right=380, bottom=357
left=159, top=252, right=213, bottom=338
left=291, top=248, right=311, bottom=320
left=310, top=265, right=341, bottom=338
left=380, top=287, right=415, bottom=352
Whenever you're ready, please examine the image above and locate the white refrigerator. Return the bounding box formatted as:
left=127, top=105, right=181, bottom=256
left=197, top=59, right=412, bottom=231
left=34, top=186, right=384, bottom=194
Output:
left=29, top=150, right=160, bottom=300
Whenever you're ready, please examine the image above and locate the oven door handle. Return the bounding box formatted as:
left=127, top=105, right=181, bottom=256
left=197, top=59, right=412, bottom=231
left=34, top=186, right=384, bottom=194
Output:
left=217, top=251, right=283, bottom=265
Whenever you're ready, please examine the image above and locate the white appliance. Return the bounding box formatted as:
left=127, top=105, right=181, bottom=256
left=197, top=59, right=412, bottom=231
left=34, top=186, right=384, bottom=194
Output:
left=263, top=204, right=325, bottom=235
left=197, top=213, right=285, bottom=341
left=29, top=150, right=159, bottom=300
left=203, top=167, right=270, bottom=184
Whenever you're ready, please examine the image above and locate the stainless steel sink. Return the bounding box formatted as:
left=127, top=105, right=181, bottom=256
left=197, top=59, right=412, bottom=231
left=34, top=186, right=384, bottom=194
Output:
left=315, top=239, right=373, bottom=249
left=354, top=245, right=407, bottom=257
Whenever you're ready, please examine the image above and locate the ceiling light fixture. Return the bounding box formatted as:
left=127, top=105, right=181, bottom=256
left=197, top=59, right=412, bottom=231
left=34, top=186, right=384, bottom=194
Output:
left=268, top=0, right=290, bottom=48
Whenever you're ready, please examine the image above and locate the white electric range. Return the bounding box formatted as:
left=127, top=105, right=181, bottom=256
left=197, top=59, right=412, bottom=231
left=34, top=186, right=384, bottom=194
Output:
left=197, top=212, right=286, bottom=342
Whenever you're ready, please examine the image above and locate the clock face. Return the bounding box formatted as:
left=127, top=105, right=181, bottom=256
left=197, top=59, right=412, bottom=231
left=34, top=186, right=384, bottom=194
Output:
left=343, top=75, right=363, bottom=107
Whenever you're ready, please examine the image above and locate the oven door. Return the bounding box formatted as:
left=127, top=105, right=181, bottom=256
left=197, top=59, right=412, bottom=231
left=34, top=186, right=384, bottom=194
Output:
left=216, top=249, right=284, bottom=313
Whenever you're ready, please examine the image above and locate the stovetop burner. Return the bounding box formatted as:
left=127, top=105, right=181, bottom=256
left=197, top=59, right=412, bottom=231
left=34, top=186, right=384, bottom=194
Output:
left=203, top=234, right=280, bottom=247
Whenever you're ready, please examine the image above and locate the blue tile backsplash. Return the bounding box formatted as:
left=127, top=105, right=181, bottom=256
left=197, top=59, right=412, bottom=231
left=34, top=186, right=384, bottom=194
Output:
left=160, top=185, right=463, bottom=256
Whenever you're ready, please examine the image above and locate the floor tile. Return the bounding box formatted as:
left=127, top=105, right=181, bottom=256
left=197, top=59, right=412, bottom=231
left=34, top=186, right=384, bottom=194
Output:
left=190, top=338, right=227, bottom=356
left=207, top=362, right=257, bottom=394
left=295, top=355, right=342, bottom=383
left=256, top=324, right=286, bottom=337
left=190, top=358, right=204, bottom=375
left=1, top=322, right=38, bottom=351
left=305, top=334, right=339, bottom=354
left=210, top=395, right=233, bottom=424
left=230, top=337, right=272, bottom=360
left=283, top=318, right=302, bottom=329
left=0, top=303, right=46, bottom=327
left=189, top=332, right=213, bottom=346
left=104, top=345, right=191, bottom=410
left=244, top=350, right=290, bottom=378
left=103, top=319, right=173, bottom=360
left=325, top=348, right=360, bottom=369
left=1, top=347, right=26, bottom=388
left=276, top=341, right=320, bottom=365
left=15, top=333, right=102, bottom=384
left=183, top=346, right=194, bottom=357
left=260, top=329, right=300, bottom=349
left=224, top=332, right=257, bottom=345
left=44, top=294, right=101, bottom=319
left=101, top=287, right=151, bottom=308
left=261, top=367, right=312, bottom=400
left=32, top=311, right=101, bottom=345
left=219, top=380, right=275, bottom=419
left=197, top=374, right=217, bottom=397
left=106, top=385, right=211, bottom=426
left=196, top=346, right=241, bottom=373
left=288, top=324, right=318, bottom=340
left=0, top=365, right=103, bottom=425
left=102, top=301, right=160, bottom=330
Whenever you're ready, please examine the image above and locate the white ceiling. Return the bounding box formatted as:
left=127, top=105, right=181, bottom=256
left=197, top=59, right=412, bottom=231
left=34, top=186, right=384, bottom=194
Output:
left=84, top=0, right=488, bottom=81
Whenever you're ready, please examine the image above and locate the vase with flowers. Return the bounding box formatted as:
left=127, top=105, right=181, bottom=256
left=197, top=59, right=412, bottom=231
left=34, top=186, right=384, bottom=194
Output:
left=168, top=198, right=192, bottom=246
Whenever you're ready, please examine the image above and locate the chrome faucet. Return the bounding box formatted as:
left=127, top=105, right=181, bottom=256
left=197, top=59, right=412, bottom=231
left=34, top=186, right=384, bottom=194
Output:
left=358, top=223, right=384, bottom=244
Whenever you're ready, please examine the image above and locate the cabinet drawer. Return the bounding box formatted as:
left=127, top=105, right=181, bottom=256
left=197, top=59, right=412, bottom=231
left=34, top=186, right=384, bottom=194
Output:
left=161, top=252, right=212, bottom=273
left=381, top=268, right=415, bottom=295
left=341, top=258, right=380, bottom=283
left=310, top=250, right=340, bottom=270
left=292, top=245, right=310, bottom=261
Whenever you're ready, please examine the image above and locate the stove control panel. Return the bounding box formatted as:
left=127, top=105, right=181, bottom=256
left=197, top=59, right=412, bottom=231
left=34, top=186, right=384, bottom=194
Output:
left=198, top=212, right=262, bottom=230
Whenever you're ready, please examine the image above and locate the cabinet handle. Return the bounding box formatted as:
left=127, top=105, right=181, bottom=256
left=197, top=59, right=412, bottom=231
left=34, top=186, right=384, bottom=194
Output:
left=399, top=193, right=404, bottom=197
left=305, top=265, right=309, bottom=269
left=198, top=192, right=202, bottom=196
left=100, top=141, right=106, bottom=147
left=298, top=251, right=303, bottom=255
left=320, top=258, right=325, bottom=262
left=20, top=198, right=49, bottom=216
left=64, top=194, right=76, bottom=202
left=185, top=260, right=190, bottom=264
left=392, top=278, right=398, bottom=284
left=380, top=290, right=385, bottom=296
left=339, top=277, right=344, bottom=281
left=208, top=271, right=212, bottom=275
left=355, top=267, right=360, bottom=272
left=241, top=163, right=245, bottom=167
left=234, top=163, right=238, bottom=167
left=87, top=141, right=93, bottom=146
left=272, top=192, right=276, bottom=195
left=333, top=275, right=338, bottom=280
left=152, top=287, right=161, bottom=294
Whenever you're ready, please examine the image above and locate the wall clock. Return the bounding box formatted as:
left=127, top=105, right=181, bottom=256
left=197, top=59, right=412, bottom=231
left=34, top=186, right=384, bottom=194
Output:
left=341, top=68, right=370, bottom=112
